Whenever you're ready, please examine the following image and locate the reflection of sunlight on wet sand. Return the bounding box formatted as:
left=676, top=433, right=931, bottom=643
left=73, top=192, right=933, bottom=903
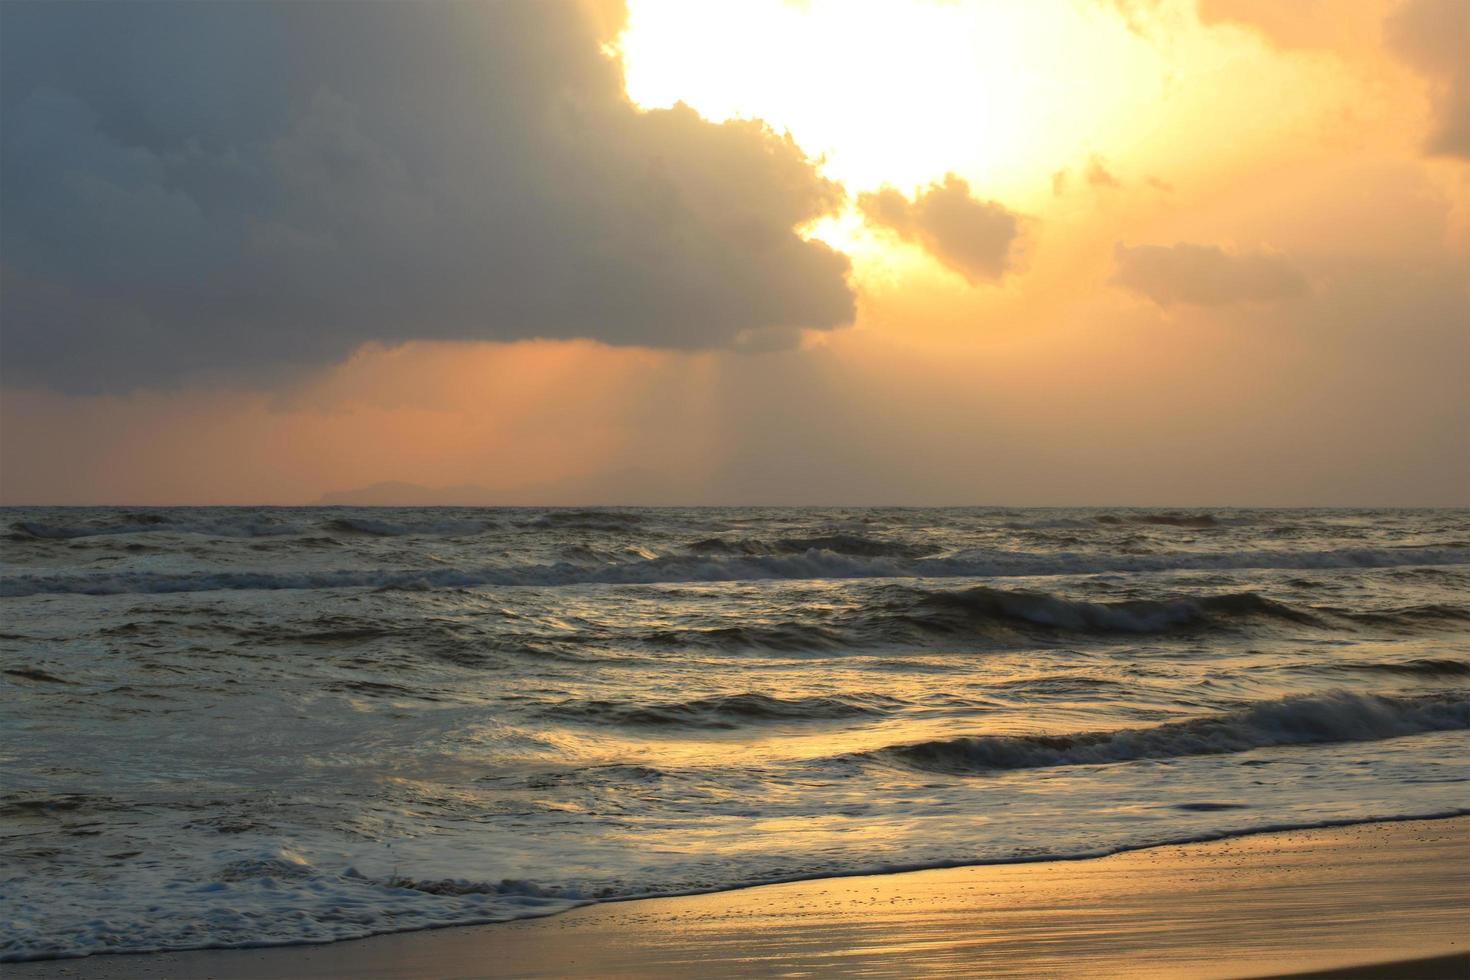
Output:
left=36, top=819, right=1461, bottom=977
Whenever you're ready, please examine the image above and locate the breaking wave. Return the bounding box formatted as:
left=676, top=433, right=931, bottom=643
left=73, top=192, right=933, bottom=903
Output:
left=873, top=691, right=1470, bottom=774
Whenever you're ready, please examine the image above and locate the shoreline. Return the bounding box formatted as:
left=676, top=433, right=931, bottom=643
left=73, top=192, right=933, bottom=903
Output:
left=9, top=815, right=1468, bottom=978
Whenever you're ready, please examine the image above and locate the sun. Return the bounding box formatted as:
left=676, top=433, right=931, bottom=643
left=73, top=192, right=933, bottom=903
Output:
left=617, top=0, right=1170, bottom=210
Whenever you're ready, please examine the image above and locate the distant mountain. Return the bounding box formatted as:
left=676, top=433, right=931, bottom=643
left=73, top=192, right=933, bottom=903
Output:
left=315, top=482, right=501, bottom=506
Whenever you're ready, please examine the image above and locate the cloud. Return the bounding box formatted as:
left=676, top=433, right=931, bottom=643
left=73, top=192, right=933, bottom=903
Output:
left=1053, top=157, right=1123, bottom=194
left=1087, top=156, right=1122, bottom=189
left=1195, top=0, right=1347, bottom=49
left=1111, top=242, right=1307, bottom=307
left=1385, top=0, right=1470, bottom=160
left=1198, top=0, right=1467, bottom=161
left=857, top=175, right=1022, bottom=284
left=0, top=1, right=855, bottom=392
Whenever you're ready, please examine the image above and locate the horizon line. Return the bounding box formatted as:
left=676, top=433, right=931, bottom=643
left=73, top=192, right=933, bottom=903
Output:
left=3, top=501, right=1468, bottom=510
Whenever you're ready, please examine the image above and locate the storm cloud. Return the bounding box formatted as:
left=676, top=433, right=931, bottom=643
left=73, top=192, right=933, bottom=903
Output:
left=0, top=1, right=855, bottom=392
left=858, top=175, right=1022, bottom=284
left=1111, top=242, right=1307, bottom=307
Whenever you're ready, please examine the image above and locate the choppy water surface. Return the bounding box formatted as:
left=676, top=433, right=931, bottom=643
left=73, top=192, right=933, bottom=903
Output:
left=3, top=506, right=1468, bottom=960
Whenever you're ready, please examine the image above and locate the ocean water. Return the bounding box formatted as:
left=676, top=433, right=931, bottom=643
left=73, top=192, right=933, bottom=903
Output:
left=2, top=506, right=1469, bottom=961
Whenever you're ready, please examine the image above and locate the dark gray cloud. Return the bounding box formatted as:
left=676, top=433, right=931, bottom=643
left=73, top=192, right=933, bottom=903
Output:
left=0, top=1, right=855, bottom=392
left=1385, top=0, right=1470, bottom=160
left=1112, top=242, right=1307, bottom=307
left=857, top=175, right=1021, bottom=284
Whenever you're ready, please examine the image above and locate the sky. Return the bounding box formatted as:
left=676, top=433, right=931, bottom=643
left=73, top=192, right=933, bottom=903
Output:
left=1, top=0, right=1466, bottom=506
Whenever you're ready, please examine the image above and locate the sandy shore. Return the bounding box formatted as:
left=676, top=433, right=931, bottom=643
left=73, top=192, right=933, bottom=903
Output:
left=9, top=817, right=1468, bottom=979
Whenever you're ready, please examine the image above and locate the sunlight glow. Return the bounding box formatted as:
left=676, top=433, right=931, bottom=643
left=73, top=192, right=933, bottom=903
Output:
left=619, top=0, right=1170, bottom=202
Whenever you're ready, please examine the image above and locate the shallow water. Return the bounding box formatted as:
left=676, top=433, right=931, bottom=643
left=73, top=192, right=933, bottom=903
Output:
left=2, top=506, right=1468, bottom=961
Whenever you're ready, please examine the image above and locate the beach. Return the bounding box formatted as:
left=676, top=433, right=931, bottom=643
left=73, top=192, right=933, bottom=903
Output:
left=10, top=816, right=1467, bottom=979
left=5, top=0, right=1470, bottom=973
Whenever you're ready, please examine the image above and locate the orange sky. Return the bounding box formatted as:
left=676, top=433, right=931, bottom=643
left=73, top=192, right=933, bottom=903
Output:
left=1, top=0, right=1466, bottom=505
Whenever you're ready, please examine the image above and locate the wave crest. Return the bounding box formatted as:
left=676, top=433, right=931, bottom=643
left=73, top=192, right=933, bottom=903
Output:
left=898, top=587, right=1317, bottom=636
left=549, top=692, right=906, bottom=729
left=873, top=691, right=1470, bottom=774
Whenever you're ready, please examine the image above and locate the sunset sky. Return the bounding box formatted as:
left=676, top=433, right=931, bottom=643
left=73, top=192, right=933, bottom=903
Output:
left=1, top=0, right=1466, bottom=506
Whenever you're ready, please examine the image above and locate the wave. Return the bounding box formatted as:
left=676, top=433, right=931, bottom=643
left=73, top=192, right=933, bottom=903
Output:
left=686, top=534, right=929, bottom=559
left=0, top=793, right=129, bottom=819
left=328, top=679, right=444, bottom=701
left=872, top=691, right=1470, bottom=775
left=1333, top=603, right=1470, bottom=628
left=321, top=516, right=492, bottom=537
left=518, top=585, right=1330, bottom=654
left=1001, top=511, right=1253, bottom=531
left=1337, top=659, right=1470, bottom=677
left=2, top=667, right=74, bottom=684
left=520, top=510, right=644, bottom=531
left=1094, top=512, right=1221, bottom=528
left=547, top=692, right=906, bottom=729
left=7, top=512, right=494, bottom=542
left=1000, top=517, right=1096, bottom=530
left=5, top=545, right=1467, bottom=597
left=891, top=586, right=1317, bottom=636
left=642, top=622, right=849, bottom=651
left=8, top=515, right=289, bottom=540
left=4, top=516, right=241, bottom=541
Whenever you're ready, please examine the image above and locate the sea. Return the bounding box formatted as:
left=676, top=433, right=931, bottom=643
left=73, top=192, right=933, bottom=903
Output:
left=3, top=506, right=1468, bottom=961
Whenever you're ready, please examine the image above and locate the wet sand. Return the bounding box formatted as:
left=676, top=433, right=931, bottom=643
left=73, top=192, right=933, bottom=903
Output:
left=9, top=817, right=1468, bottom=979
